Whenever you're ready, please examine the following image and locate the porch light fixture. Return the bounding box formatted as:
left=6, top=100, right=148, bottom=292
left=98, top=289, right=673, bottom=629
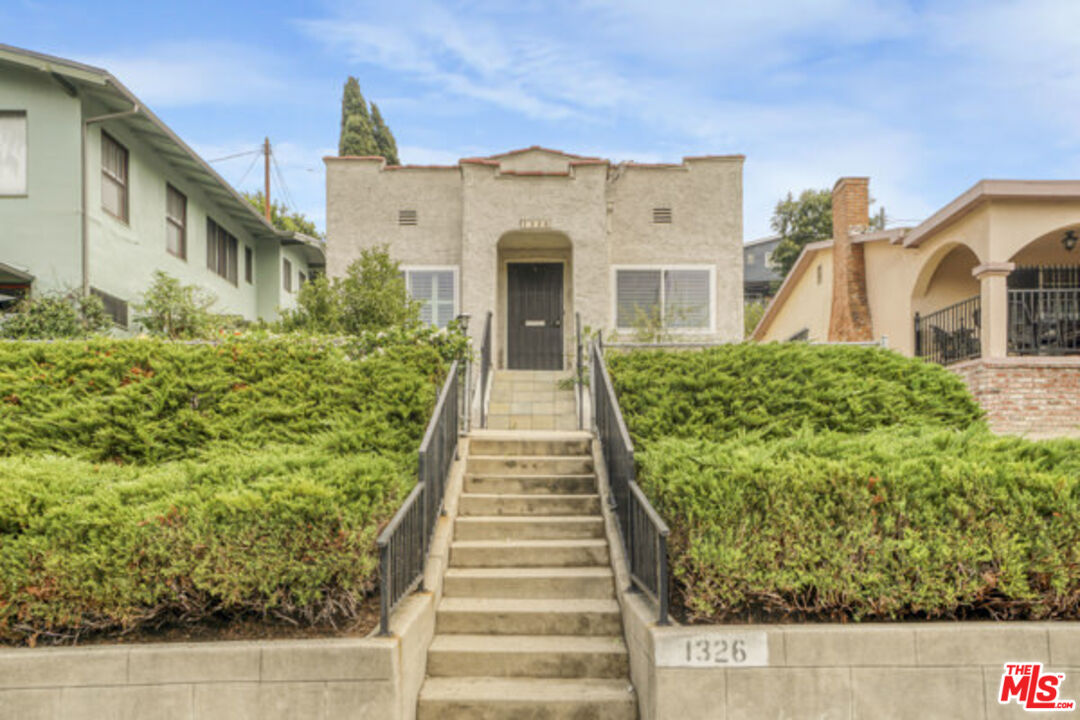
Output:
left=1064, top=230, right=1079, bottom=252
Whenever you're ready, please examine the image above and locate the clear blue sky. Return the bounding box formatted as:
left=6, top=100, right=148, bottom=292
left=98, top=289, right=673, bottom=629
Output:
left=4, top=0, right=1078, bottom=239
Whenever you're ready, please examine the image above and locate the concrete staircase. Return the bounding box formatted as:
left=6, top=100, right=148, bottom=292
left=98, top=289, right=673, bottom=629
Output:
left=417, top=431, right=636, bottom=719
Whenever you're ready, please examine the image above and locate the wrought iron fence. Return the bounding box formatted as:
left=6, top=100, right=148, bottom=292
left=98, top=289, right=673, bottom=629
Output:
left=479, top=311, right=492, bottom=428
left=590, top=338, right=670, bottom=624
left=1009, top=288, right=1080, bottom=356
left=377, top=359, right=461, bottom=636
left=914, top=295, right=981, bottom=365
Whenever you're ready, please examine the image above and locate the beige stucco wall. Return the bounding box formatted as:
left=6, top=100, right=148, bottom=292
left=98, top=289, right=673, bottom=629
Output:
left=758, top=197, right=1080, bottom=357
left=757, top=251, right=832, bottom=343
left=326, top=150, right=745, bottom=370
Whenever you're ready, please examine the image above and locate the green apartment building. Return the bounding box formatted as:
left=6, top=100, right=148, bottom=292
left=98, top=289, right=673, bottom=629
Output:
left=0, top=44, right=324, bottom=325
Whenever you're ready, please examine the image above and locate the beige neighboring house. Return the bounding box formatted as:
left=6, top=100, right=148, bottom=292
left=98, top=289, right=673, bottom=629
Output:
left=326, top=146, right=744, bottom=370
left=754, top=177, right=1080, bottom=436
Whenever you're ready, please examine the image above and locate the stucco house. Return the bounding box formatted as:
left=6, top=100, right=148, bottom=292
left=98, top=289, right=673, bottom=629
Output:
left=743, top=235, right=781, bottom=304
left=326, top=146, right=744, bottom=370
left=753, top=176, right=1080, bottom=435
left=0, top=44, right=324, bottom=325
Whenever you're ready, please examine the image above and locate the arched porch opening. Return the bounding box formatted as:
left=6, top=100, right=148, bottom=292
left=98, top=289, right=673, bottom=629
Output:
left=911, top=244, right=982, bottom=364
left=1005, top=224, right=1080, bottom=356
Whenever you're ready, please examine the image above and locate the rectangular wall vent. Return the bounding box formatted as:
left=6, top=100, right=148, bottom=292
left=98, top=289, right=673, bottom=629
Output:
left=653, top=207, right=672, bottom=224
left=399, top=209, right=418, bottom=226
left=90, top=287, right=129, bottom=328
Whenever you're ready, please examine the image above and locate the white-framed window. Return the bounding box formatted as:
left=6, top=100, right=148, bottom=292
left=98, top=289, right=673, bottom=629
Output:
left=0, top=111, right=28, bottom=196
left=403, top=266, right=458, bottom=328
left=101, top=131, right=129, bottom=222
left=613, top=265, right=714, bottom=331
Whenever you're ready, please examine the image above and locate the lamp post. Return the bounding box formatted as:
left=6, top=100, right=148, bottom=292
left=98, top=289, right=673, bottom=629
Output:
left=1064, top=230, right=1078, bottom=252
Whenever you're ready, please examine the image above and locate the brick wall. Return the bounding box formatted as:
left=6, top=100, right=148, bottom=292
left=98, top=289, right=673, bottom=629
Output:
left=951, top=357, right=1080, bottom=437
left=828, top=177, right=874, bottom=342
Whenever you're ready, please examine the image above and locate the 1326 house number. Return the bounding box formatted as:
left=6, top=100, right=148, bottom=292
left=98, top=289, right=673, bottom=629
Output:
left=655, top=631, right=768, bottom=668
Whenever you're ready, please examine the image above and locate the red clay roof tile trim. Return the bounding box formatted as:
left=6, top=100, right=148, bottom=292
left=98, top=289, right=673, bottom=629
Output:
left=383, top=164, right=458, bottom=170
left=487, top=145, right=603, bottom=161
left=496, top=170, right=573, bottom=177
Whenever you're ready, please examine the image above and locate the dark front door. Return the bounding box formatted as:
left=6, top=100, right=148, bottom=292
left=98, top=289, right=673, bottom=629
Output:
left=507, top=262, right=564, bottom=370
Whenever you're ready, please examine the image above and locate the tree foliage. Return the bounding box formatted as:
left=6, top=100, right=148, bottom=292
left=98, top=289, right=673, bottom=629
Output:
left=338, top=77, right=399, bottom=164
left=0, top=292, right=111, bottom=339
left=243, top=191, right=323, bottom=240
left=278, top=246, right=420, bottom=334
left=768, top=189, right=886, bottom=279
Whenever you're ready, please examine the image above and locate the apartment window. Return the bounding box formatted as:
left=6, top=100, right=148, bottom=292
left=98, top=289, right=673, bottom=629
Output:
left=283, top=258, right=293, bottom=292
left=101, top=131, right=129, bottom=222
left=615, top=266, right=712, bottom=330
left=244, top=246, right=253, bottom=284
left=298, top=271, right=307, bottom=288
left=652, top=207, right=672, bottom=224
left=165, top=184, right=186, bottom=259
left=90, top=287, right=129, bottom=328
left=0, top=111, right=28, bottom=196
left=206, top=218, right=238, bottom=284
left=399, top=209, right=418, bottom=226
left=405, top=267, right=456, bottom=328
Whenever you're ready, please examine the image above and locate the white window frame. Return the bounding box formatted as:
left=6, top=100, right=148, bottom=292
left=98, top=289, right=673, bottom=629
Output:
left=611, top=264, right=716, bottom=334
left=402, top=265, right=460, bottom=328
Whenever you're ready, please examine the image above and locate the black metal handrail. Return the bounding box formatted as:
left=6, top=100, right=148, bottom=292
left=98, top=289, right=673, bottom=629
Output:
left=590, top=338, right=670, bottom=624
left=1008, top=288, right=1080, bottom=356
left=377, top=359, right=461, bottom=636
left=576, top=311, right=584, bottom=430
left=914, top=295, right=981, bottom=365
left=479, top=311, right=492, bottom=428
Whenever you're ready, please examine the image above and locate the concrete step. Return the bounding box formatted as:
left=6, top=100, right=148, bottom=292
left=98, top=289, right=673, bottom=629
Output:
left=417, top=677, right=636, bottom=720
left=443, top=567, right=615, bottom=599
left=436, top=597, right=623, bottom=636
left=459, top=493, right=601, bottom=517
left=450, top=539, right=609, bottom=568
left=469, top=437, right=591, bottom=457
left=465, top=475, right=596, bottom=495
left=467, top=455, right=594, bottom=476
left=427, top=634, right=628, bottom=679
left=455, top=516, right=605, bottom=541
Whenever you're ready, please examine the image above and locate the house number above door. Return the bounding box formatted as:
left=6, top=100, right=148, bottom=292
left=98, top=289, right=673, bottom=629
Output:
left=655, top=630, right=768, bottom=668
left=519, top=217, right=550, bottom=229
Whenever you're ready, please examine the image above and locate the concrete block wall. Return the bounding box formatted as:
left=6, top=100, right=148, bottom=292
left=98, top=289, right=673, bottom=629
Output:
left=952, top=357, right=1080, bottom=437
left=0, top=639, right=397, bottom=720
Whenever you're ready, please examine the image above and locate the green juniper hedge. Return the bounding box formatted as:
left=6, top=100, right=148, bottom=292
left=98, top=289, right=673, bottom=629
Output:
left=609, top=344, right=1080, bottom=622
left=640, top=429, right=1080, bottom=622
left=607, top=343, right=983, bottom=445
left=0, top=335, right=452, bottom=644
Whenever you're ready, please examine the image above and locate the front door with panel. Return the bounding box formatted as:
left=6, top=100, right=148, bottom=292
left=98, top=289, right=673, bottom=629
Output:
left=507, top=262, right=563, bottom=370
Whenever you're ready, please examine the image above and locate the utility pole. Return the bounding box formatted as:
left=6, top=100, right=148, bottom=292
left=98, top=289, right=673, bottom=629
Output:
left=263, top=137, right=271, bottom=222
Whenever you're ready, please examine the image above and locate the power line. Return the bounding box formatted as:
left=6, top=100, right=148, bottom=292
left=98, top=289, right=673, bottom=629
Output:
left=235, top=151, right=261, bottom=189
left=271, top=150, right=297, bottom=212
left=207, top=148, right=261, bottom=163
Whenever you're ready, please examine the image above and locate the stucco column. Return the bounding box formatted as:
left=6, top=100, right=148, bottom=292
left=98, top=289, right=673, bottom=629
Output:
left=973, top=262, right=1014, bottom=359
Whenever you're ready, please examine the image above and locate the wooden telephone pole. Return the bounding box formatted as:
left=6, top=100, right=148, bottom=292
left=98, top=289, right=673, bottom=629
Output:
left=263, top=137, right=271, bottom=222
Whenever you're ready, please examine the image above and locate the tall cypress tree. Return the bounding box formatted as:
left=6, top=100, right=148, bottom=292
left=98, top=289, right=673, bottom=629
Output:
left=370, top=103, right=400, bottom=165
left=338, top=77, right=377, bottom=156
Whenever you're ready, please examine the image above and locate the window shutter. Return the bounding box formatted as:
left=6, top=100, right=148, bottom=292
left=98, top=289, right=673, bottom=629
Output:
left=409, top=270, right=435, bottom=325
left=664, top=269, right=710, bottom=328
left=616, top=270, right=661, bottom=328
left=435, top=270, right=455, bottom=328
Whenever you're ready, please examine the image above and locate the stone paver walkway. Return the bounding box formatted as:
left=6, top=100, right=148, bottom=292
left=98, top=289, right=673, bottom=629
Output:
left=487, top=371, right=579, bottom=431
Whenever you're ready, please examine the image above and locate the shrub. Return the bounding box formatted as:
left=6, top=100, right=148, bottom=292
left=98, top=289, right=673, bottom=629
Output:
left=608, top=344, right=983, bottom=445
left=135, top=271, right=219, bottom=339
left=0, top=293, right=111, bottom=339
left=0, top=335, right=450, bottom=643
left=278, top=246, right=420, bottom=334
left=637, top=428, right=1080, bottom=623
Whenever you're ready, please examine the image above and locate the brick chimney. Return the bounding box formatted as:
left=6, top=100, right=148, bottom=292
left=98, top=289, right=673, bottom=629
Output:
left=827, top=177, right=874, bottom=341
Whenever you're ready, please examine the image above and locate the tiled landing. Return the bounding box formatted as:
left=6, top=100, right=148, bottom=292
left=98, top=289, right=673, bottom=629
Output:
left=486, top=371, right=579, bottom=431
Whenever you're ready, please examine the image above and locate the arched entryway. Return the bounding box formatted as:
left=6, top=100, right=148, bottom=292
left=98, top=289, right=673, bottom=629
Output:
left=1006, top=225, right=1080, bottom=356
left=496, top=231, right=574, bottom=370
left=911, top=243, right=982, bottom=364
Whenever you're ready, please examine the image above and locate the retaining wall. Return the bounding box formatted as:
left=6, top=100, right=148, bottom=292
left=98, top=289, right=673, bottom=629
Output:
left=952, top=356, right=1080, bottom=437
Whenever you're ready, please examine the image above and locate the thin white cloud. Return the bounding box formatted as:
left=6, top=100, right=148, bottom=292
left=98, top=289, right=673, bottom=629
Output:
left=80, top=41, right=288, bottom=107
